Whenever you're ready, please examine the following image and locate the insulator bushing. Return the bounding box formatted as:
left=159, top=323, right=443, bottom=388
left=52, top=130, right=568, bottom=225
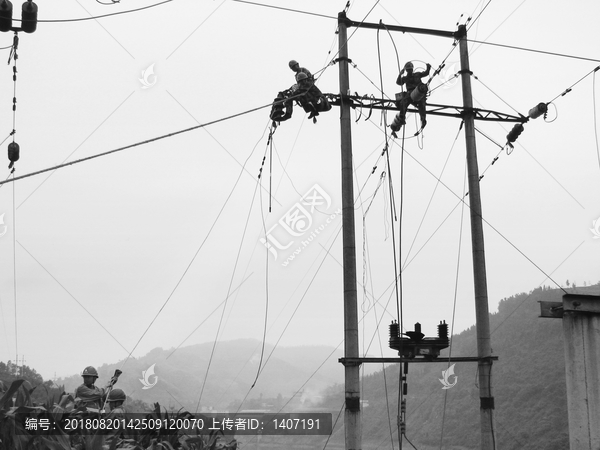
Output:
left=21, top=0, right=37, bottom=33
left=389, top=321, right=399, bottom=340
left=0, top=0, right=13, bottom=32
left=438, top=320, right=448, bottom=340
left=528, top=102, right=547, bottom=119
left=8, top=141, right=19, bottom=162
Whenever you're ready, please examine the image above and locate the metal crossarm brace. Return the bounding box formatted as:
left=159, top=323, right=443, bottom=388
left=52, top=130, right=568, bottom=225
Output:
left=339, top=356, right=499, bottom=365
left=326, top=94, right=527, bottom=123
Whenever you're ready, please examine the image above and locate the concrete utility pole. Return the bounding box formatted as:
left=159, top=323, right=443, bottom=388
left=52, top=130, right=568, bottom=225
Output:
left=337, top=11, right=362, bottom=450
left=457, top=25, right=496, bottom=450
left=334, top=15, right=510, bottom=450
left=540, top=294, right=600, bottom=450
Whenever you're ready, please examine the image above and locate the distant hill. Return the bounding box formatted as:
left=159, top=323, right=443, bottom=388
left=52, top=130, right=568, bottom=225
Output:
left=57, top=339, right=346, bottom=412
left=317, top=284, right=600, bottom=450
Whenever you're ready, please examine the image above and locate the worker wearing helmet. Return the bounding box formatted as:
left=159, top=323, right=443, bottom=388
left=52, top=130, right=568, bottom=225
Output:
left=73, top=366, right=118, bottom=410
left=392, top=61, right=432, bottom=133
left=105, top=388, right=126, bottom=418
left=294, top=71, right=328, bottom=121
left=289, top=60, right=314, bottom=85
left=102, top=388, right=127, bottom=445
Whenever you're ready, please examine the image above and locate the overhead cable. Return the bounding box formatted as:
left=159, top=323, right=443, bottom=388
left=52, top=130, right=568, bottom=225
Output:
left=33, top=0, right=172, bottom=23
left=0, top=101, right=273, bottom=187
left=467, top=39, right=600, bottom=64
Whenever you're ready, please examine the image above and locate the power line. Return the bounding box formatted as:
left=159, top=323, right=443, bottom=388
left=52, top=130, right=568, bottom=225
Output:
left=17, top=240, right=131, bottom=354
left=467, top=39, right=600, bottom=63
left=549, top=65, right=600, bottom=103
left=33, top=0, right=173, bottom=23
left=230, top=0, right=336, bottom=20
left=467, top=0, right=493, bottom=32
left=0, top=101, right=273, bottom=187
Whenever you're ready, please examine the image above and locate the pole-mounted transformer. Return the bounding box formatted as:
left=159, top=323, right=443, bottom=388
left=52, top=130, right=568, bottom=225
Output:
left=0, top=0, right=38, bottom=33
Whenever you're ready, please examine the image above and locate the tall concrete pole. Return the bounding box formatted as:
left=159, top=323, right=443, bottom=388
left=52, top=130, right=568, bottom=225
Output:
left=561, top=294, right=600, bottom=450
left=338, top=11, right=362, bottom=450
left=457, top=24, right=496, bottom=450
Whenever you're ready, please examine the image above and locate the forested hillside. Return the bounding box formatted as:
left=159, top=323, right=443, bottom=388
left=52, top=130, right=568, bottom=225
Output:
left=318, top=284, right=600, bottom=450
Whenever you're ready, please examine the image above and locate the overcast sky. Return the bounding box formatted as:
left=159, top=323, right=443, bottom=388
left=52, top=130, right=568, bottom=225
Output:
left=0, top=0, right=599, bottom=382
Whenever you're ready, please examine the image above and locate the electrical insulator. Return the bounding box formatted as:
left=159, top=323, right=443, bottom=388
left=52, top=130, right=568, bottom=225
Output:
left=20, top=0, right=37, bottom=33
left=506, top=123, right=524, bottom=144
left=8, top=141, right=19, bottom=168
left=400, top=422, right=406, bottom=433
left=0, top=0, right=13, bottom=32
left=410, top=84, right=428, bottom=102
left=528, top=102, right=547, bottom=119
left=390, top=113, right=404, bottom=132
left=414, top=322, right=421, bottom=335
left=401, top=399, right=406, bottom=413
left=438, top=320, right=448, bottom=340
left=389, top=321, right=399, bottom=340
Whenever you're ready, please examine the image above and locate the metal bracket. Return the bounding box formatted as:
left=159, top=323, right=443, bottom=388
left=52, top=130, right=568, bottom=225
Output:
left=540, top=294, right=600, bottom=318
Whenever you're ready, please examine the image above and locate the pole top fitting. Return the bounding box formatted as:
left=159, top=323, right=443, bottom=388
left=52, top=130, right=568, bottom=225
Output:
left=455, top=24, right=467, bottom=39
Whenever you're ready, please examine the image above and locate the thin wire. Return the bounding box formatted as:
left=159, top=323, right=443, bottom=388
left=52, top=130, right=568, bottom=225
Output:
left=231, top=0, right=336, bottom=20
left=473, top=74, right=523, bottom=117
left=467, top=0, right=493, bottom=32
left=322, top=402, right=345, bottom=450
left=250, top=136, right=272, bottom=390
left=165, top=273, right=254, bottom=358
left=549, top=65, right=600, bottom=103
left=469, top=0, right=528, bottom=57
left=593, top=70, right=600, bottom=173
left=196, top=163, right=263, bottom=413
left=123, top=126, right=268, bottom=372
left=402, top=122, right=464, bottom=271
left=35, top=0, right=173, bottom=23
left=467, top=39, right=600, bottom=64
left=400, top=146, right=568, bottom=294
left=397, top=127, right=407, bottom=443
left=12, top=171, right=18, bottom=366
left=0, top=100, right=276, bottom=187
left=439, top=159, right=467, bottom=449
left=18, top=241, right=130, bottom=354
left=381, top=22, right=401, bottom=75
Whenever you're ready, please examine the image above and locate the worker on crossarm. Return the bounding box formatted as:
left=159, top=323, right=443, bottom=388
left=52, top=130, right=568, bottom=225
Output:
left=73, top=366, right=118, bottom=410
left=295, top=71, right=331, bottom=121
left=289, top=60, right=314, bottom=85
left=392, top=61, right=431, bottom=133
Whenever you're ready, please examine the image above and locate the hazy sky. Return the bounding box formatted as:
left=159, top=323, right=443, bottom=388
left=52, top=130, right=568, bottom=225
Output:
left=0, top=0, right=599, bottom=382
